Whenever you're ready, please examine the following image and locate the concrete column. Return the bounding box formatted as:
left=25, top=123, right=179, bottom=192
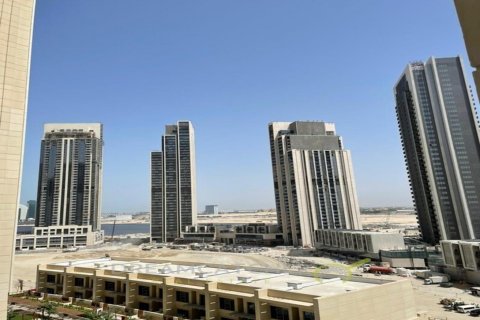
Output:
left=63, top=268, right=74, bottom=298
left=254, top=289, right=269, bottom=320
left=204, top=282, right=217, bottom=320
left=125, top=273, right=134, bottom=309
left=162, top=277, right=175, bottom=316
left=312, top=298, right=321, bottom=320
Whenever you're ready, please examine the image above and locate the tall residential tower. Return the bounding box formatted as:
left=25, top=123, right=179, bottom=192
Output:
left=395, top=57, right=480, bottom=245
left=0, top=0, right=36, bottom=315
left=269, top=121, right=362, bottom=247
left=151, top=121, right=197, bottom=243
left=36, top=124, right=104, bottom=231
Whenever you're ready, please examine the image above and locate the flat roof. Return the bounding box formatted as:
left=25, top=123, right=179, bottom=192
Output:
left=43, top=258, right=396, bottom=298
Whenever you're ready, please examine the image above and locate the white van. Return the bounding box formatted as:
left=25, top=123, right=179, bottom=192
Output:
left=457, top=304, right=477, bottom=313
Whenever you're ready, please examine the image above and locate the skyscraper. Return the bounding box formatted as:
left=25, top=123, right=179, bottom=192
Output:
left=0, top=0, right=36, bottom=315
left=454, top=0, right=480, bottom=102
left=151, top=121, right=197, bottom=243
left=36, top=124, right=104, bottom=231
left=26, top=200, right=36, bottom=220
left=395, top=57, right=480, bottom=245
left=269, top=121, right=362, bottom=247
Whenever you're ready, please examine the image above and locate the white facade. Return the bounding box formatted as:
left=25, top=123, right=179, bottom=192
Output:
left=16, top=225, right=104, bottom=250
left=314, top=229, right=406, bottom=255
left=18, top=204, right=28, bottom=221
left=441, top=240, right=480, bottom=270
left=269, top=121, right=362, bottom=247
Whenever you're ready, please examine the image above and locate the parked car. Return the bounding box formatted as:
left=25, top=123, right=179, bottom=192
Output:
left=469, top=308, right=480, bottom=316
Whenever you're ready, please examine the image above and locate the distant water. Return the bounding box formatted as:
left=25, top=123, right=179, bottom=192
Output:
left=17, top=223, right=149, bottom=236
left=102, top=223, right=149, bottom=236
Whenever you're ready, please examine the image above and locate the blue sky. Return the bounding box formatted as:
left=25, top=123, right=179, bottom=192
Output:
left=20, top=0, right=476, bottom=212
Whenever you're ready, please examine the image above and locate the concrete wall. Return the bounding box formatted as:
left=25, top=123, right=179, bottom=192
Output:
left=315, top=280, right=417, bottom=320
left=0, top=0, right=35, bottom=316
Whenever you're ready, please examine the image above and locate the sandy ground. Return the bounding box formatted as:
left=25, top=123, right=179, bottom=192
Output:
left=197, top=212, right=277, bottom=224
left=361, top=213, right=418, bottom=226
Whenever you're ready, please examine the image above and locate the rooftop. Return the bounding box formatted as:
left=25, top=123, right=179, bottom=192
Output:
left=43, top=258, right=397, bottom=298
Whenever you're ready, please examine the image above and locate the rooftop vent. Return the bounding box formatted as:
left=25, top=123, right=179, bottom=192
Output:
left=124, top=265, right=135, bottom=272
left=237, top=276, right=253, bottom=283
left=94, top=263, right=108, bottom=268
left=287, top=281, right=305, bottom=290
left=195, top=271, right=210, bottom=278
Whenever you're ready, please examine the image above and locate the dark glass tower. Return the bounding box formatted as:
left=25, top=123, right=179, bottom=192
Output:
left=395, top=57, right=480, bottom=244
left=35, top=124, right=103, bottom=231
left=151, top=121, right=197, bottom=242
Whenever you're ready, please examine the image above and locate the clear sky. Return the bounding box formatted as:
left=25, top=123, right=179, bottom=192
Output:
left=20, top=0, right=477, bottom=213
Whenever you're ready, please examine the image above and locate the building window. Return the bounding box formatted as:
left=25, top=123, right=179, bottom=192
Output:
left=104, top=281, right=115, bottom=291
left=138, top=285, right=150, bottom=296
left=247, top=302, right=255, bottom=315
left=219, top=297, right=235, bottom=311
left=138, top=302, right=149, bottom=310
left=271, top=306, right=289, bottom=320
left=303, top=311, right=315, bottom=320
left=177, top=309, right=189, bottom=318
left=176, top=291, right=189, bottom=303
left=46, top=275, right=55, bottom=283
left=199, top=294, right=205, bottom=306
left=104, top=296, right=114, bottom=304
left=74, top=277, right=84, bottom=287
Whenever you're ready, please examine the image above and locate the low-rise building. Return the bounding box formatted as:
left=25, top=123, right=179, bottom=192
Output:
left=37, top=258, right=417, bottom=320
left=204, top=205, right=219, bottom=215
left=314, top=229, right=406, bottom=258
left=16, top=226, right=104, bottom=250
left=440, top=240, right=480, bottom=284
left=181, top=223, right=283, bottom=246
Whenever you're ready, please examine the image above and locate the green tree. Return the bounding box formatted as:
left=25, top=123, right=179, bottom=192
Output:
left=39, top=301, right=57, bottom=320
left=7, top=307, right=16, bottom=320
left=84, top=310, right=116, bottom=320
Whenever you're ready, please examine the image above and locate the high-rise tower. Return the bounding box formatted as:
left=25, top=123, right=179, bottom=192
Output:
left=151, top=121, right=197, bottom=242
left=395, top=57, right=480, bottom=245
left=0, top=0, right=36, bottom=315
left=269, top=121, right=362, bottom=247
left=35, top=124, right=104, bottom=231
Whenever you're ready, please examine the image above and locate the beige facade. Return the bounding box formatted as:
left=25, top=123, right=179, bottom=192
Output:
left=269, top=121, right=362, bottom=247
left=0, top=0, right=35, bottom=316
left=454, top=0, right=480, bottom=102
left=37, top=258, right=417, bottom=320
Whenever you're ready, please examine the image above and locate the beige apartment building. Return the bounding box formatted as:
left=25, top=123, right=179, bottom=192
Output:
left=0, top=0, right=35, bottom=316
left=37, top=258, right=417, bottom=320
left=269, top=121, right=362, bottom=247
left=455, top=0, right=480, bottom=102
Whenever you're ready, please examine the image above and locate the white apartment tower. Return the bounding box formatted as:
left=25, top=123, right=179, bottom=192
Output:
left=35, top=124, right=104, bottom=231
left=151, top=121, right=197, bottom=243
left=0, top=0, right=36, bottom=315
left=269, top=121, right=362, bottom=247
